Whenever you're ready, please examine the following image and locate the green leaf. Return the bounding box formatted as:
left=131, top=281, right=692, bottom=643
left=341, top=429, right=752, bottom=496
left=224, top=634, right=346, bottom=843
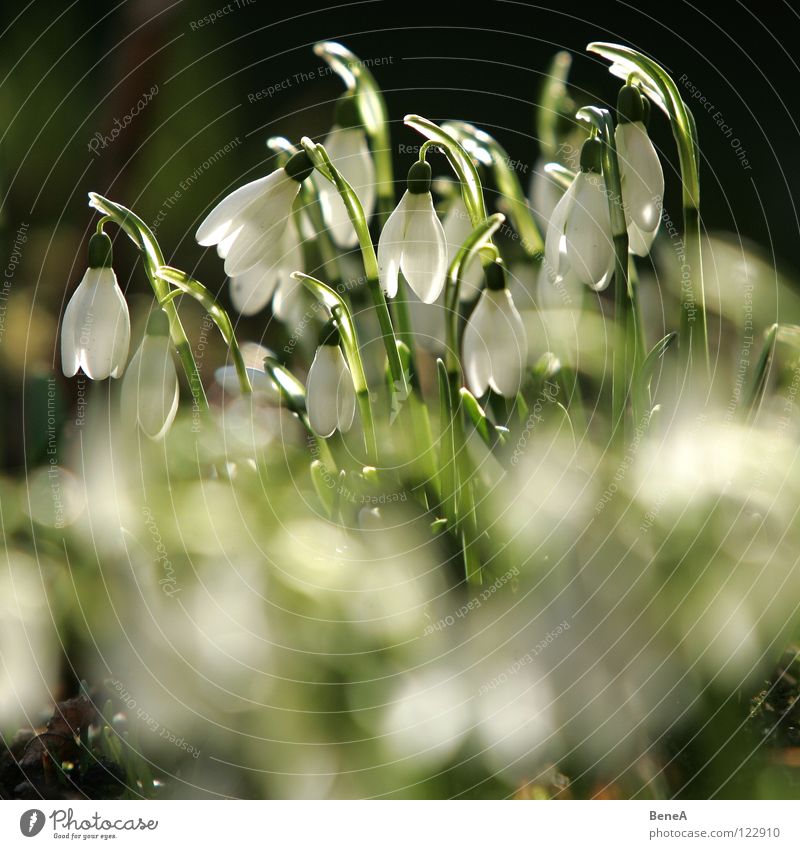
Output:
left=543, top=162, right=576, bottom=191
left=313, top=41, right=388, bottom=141
left=459, top=387, right=506, bottom=448
left=313, top=41, right=394, bottom=216
left=263, top=356, right=307, bottom=417
left=310, top=460, right=336, bottom=517
left=88, top=193, right=164, bottom=277
left=538, top=51, right=574, bottom=159
left=744, top=324, right=780, bottom=411
left=444, top=121, right=544, bottom=256
left=446, top=213, right=504, bottom=327
left=404, top=115, right=488, bottom=228
left=437, top=358, right=458, bottom=527
left=634, top=331, right=677, bottom=421
left=156, top=266, right=252, bottom=393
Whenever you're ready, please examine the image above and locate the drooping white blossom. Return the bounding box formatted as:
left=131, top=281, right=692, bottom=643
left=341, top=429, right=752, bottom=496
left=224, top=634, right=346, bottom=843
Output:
left=462, top=262, right=528, bottom=398
left=61, top=232, right=130, bottom=380
left=195, top=150, right=313, bottom=278
left=378, top=160, right=447, bottom=304
left=544, top=138, right=614, bottom=292
left=306, top=322, right=356, bottom=437
left=121, top=310, right=179, bottom=440
left=615, top=85, right=664, bottom=256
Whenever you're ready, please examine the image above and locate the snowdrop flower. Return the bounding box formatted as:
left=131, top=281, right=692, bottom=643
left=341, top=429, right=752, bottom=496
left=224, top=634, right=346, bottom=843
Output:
left=462, top=261, right=528, bottom=398
left=615, top=85, right=664, bottom=256
left=215, top=342, right=280, bottom=398
left=442, top=195, right=483, bottom=302
left=528, top=155, right=564, bottom=234
left=306, top=320, right=356, bottom=437
left=61, top=231, right=130, bottom=380
left=195, top=150, right=313, bottom=278
left=227, top=217, right=303, bottom=316
left=315, top=95, right=376, bottom=248
left=545, top=138, right=614, bottom=291
left=121, top=310, right=179, bottom=440
left=378, top=160, right=447, bottom=304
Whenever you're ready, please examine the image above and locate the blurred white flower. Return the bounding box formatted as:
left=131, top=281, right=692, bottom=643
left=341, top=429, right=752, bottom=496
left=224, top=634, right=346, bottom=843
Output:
left=442, top=195, right=483, bottom=302
left=378, top=160, right=447, bottom=303
left=306, top=321, right=356, bottom=437
left=528, top=155, right=564, bottom=234
left=195, top=150, right=313, bottom=277
left=61, top=232, right=130, bottom=379
left=121, top=310, right=179, bottom=440
left=463, top=262, right=527, bottom=398
left=615, top=85, right=663, bottom=256
left=315, top=95, right=376, bottom=247
left=545, top=138, right=614, bottom=292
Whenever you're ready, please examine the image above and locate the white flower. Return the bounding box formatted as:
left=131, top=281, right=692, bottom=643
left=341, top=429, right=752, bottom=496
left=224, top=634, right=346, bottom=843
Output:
left=528, top=155, right=564, bottom=234
left=315, top=98, right=376, bottom=247
left=545, top=139, right=614, bottom=292
left=227, top=217, right=303, bottom=316
left=462, top=263, right=527, bottom=398
left=121, top=311, right=179, bottom=440
left=442, top=195, right=483, bottom=302
left=215, top=342, right=280, bottom=399
left=615, top=85, right=664, bottom=257
left=378, top=161, right=447, bottom=304
left=195, top=150, right=313, bottom=278
left=61, top=232, right=130, bottom=380
left=306, top=323, right=356, bottom=437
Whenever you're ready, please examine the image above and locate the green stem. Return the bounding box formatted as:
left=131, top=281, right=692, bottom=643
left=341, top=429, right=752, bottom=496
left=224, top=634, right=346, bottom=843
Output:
left=300, top=138, right=407, bottom=396
left=680, top=205, right=707, bottom=376
left=89, top=195, right=209, bottom=412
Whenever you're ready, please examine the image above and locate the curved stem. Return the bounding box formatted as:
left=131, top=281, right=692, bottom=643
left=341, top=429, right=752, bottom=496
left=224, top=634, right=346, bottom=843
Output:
left=89, top=193, right=208, bottom=412
left=300, top=137, right=407, bottom=397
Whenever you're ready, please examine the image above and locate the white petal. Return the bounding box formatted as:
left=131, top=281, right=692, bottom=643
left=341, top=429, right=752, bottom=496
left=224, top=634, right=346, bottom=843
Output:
left=485, top=289, right=527, bottom=398
left=443, top=197, right=483, bottom=301
left=222, top=177, right=298, bottom=277
left=544, top=177, right=577, bottom=281
left=616, top=122, right=664, bottom=232
left=565, top=172, right=615, bottom=290
left=273, top=277, right=306, bottom=324
left=319, top=127, right=376, bottom=247
left=529, top=156, right=564, bottom=233
left=627, top=219, right=657, bottom=257
left=72, top=268, right=130, bottom=380
left=215, top=365, right=277, bottom=397
left=121, top=336, right=179, bottom=439
left=400, top=192, right=447, bottom=304
left=216, top=225, right=243, bottom=260
left=60, top=273, right=89, bottom=377
left=377, top=193, right=409, bottom=298
left=196, top=169, right=286, bottom=246
left=462, top=291, right=494, bottom=397
left=332, top=349, right=356, bottom=433
left=306, top=346, right=343, bottom=437
left=229, top=262, right=280, bottom=316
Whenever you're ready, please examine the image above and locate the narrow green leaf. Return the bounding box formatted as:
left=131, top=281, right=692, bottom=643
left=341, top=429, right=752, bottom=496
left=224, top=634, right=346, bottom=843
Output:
left=404, top=115, right=488, bottom=228
left=437, top=358, right=458, bottom=527
left=310, top=460, right=336, bottom=516
left=459, top=387, right=505, bottom=448
left=634, top=331, right=677, bottom=422
left=543, top=162, right=576, bottom=191
left=444, top=121, right=544, bottom=255
left=263, top=356, right=306, bottom=416
left=744, top=323, right=778, bottom=414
